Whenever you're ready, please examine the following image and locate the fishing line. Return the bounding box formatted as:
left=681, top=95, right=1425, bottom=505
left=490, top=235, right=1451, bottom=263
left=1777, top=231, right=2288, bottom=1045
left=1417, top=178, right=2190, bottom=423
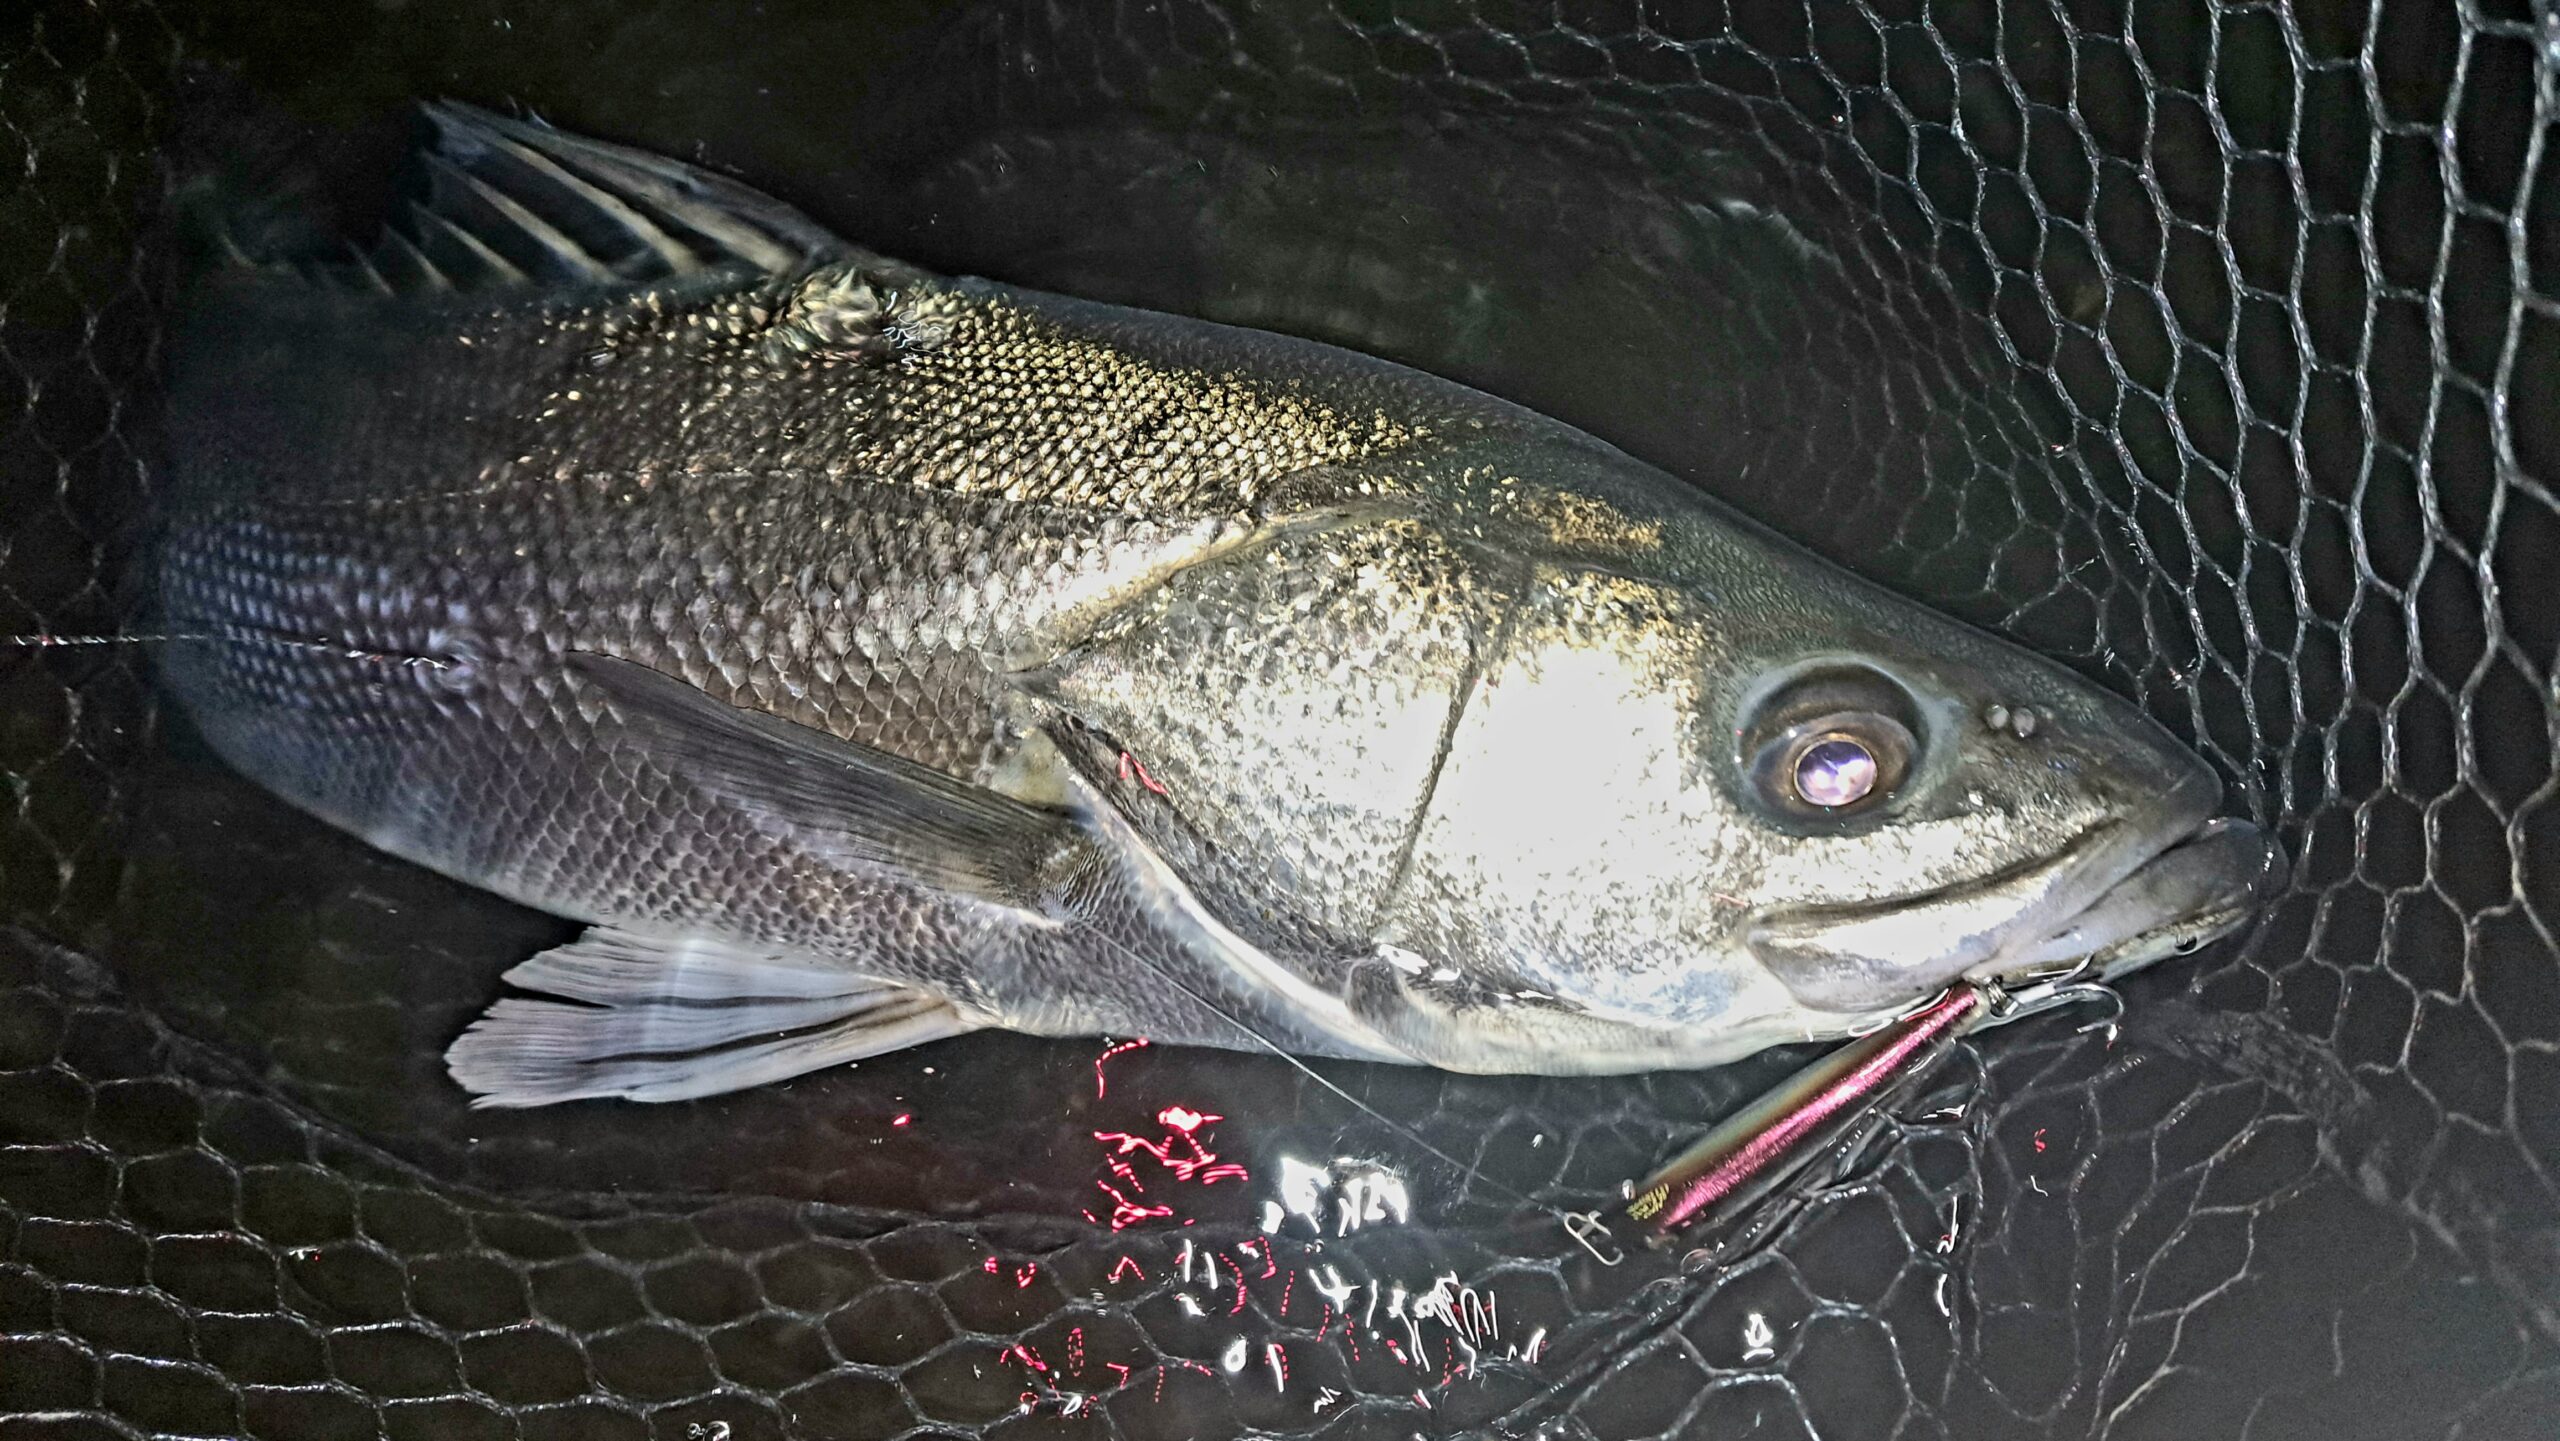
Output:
left=19, top=623, right=1933, bottom=1265
left=1073, top=921, right=1605, bottom=1243
left=3, top=630, right=452, bottom=668
left=1086, top=914, right=2134, bottom=1267
left=17, top=624, right=1612, bottom=1245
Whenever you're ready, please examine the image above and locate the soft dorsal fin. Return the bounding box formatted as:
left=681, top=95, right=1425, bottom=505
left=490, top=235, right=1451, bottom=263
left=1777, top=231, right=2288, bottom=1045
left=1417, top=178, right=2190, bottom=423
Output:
left=570, top=653, right=1079, bottom=914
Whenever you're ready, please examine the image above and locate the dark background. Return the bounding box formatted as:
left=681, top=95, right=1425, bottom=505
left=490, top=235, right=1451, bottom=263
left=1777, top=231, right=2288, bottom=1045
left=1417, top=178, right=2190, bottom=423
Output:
left=1, top=0, right=2554, bottom=1437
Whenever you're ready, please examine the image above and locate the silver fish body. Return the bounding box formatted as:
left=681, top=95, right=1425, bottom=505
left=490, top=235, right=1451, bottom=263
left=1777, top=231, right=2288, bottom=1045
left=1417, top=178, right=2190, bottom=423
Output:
left=158, top=107, right=2280, bottom=1105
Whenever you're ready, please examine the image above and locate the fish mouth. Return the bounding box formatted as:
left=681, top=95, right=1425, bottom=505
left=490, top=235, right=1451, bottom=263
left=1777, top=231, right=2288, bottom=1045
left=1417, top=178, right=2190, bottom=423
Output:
left=1748, top=773, right=2285, bottom=1014
left=1977, top=815, right=2287, bottom=987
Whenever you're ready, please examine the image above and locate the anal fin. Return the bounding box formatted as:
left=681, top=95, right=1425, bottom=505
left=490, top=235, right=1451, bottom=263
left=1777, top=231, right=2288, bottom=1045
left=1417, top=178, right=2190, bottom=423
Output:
left=445, top=927, right=976, bottom=1107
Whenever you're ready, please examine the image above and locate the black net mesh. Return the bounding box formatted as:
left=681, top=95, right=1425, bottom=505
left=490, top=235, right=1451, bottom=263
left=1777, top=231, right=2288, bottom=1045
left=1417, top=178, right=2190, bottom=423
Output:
left=4, top=0, right=2557, bottom=1437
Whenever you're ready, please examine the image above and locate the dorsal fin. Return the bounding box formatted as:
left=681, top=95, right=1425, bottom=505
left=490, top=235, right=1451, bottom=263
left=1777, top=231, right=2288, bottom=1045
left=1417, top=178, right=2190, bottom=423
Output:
left=408, top=203, right=529, bottom=287
left=420, top=148, right=621, bottom=285
left=372, top=226, right=450, bottom=292
left=321, top=101, right=862, bottom=298
left=423, top=102, right=840, bottom=275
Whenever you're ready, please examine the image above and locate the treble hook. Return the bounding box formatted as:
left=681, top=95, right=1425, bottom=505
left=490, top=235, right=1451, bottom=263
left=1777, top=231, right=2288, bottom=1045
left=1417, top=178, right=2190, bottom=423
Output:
left=2048, top=981, right=2125, bottom=1039
left=1598, top=961, right=2134, bottom=1260
left=1983, top=954, right=2123, bottom=1040
left=1603, top=985, right=1992, bottom=1255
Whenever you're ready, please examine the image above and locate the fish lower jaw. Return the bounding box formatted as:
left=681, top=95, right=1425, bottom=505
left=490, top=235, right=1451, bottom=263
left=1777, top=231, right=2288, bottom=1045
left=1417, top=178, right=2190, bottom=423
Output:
left=1347, top=976, right=1836, bottom=1076
left=1739, top=824, right=2118, bottom=1015
left=1972, top=815, right=2284, bottom=988
left=1742, top=773, right=2250, bottom=1017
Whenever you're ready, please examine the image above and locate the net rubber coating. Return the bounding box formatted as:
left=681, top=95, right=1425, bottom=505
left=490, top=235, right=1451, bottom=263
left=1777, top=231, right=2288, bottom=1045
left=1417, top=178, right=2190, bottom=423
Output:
left=3, top=0, right=2556, bottom=1436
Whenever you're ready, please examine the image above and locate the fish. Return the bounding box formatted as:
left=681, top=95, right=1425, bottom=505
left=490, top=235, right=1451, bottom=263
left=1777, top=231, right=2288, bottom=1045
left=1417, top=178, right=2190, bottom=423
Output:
left=155, top=103, right=2284, bottom=1108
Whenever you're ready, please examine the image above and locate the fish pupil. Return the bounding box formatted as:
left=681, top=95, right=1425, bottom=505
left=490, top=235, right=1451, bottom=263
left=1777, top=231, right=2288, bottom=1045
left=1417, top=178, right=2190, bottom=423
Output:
left=1793, top=737, right=1877, bottom=808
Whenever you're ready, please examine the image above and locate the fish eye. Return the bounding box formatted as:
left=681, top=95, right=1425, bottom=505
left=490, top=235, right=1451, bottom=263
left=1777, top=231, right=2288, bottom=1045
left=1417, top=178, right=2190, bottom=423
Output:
left=1751, top=711, right=1913, bottom=815
left=1739, top=667, right=1921, bottom=819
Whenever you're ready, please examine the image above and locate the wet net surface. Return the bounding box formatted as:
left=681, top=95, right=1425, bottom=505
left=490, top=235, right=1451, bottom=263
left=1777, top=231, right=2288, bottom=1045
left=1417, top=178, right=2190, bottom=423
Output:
left=3, top=0, right=2557, bottom=1436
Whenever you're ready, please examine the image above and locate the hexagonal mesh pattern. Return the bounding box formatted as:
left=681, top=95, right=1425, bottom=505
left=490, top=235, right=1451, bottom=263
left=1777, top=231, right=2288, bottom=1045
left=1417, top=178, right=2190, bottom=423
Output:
left=3, top=1, right=2556, bottom=1438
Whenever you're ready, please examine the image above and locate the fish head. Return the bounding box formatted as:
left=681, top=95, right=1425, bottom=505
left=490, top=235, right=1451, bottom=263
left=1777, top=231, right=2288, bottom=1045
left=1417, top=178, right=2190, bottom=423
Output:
left=1356, top=467, right=2285, bottom=1073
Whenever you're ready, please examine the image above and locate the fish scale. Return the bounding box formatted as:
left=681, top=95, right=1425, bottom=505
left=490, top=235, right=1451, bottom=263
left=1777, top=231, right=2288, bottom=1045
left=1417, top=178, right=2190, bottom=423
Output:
left=154, top=103, right=2276, bottom=1106
left=1044, top=515, right=1516, bottom=954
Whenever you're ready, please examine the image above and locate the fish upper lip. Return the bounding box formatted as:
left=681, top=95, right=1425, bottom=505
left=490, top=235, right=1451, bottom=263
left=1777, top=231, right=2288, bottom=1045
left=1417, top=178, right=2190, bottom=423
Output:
left=1745, top=771, right=2232, bottom=1007
left=1748, top=820, right=2115, bottom=954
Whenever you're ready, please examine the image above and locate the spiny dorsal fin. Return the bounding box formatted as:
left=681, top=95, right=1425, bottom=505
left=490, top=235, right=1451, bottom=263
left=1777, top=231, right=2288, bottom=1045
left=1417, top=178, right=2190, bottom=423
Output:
left=228, top=104, right=964, bottom=365
left=430, top=111, right=699, bottom=277
left=408, top=203, right=529, bottom=287
left=274, top=101, right=853, bottom=298
left=408, top=101, right=856, bottom=290
left=427, top=103, right=823, bottom=273
left=420, top=148, right=620, bottom=285
left=340, top=241, right=394, bottom=295
left=373, top=227, right=450, bottom=291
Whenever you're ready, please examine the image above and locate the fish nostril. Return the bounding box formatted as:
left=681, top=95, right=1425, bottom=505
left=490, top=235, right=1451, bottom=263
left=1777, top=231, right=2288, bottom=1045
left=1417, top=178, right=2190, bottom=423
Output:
left=1981, top=702, right=2041, bottom=739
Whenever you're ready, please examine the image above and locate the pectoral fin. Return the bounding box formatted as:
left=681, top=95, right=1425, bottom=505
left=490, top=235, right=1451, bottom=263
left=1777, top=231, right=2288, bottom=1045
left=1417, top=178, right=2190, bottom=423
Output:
left=446, top=927, right=977, bottom=1106
left=569, top=653, right=1077, bottom=914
